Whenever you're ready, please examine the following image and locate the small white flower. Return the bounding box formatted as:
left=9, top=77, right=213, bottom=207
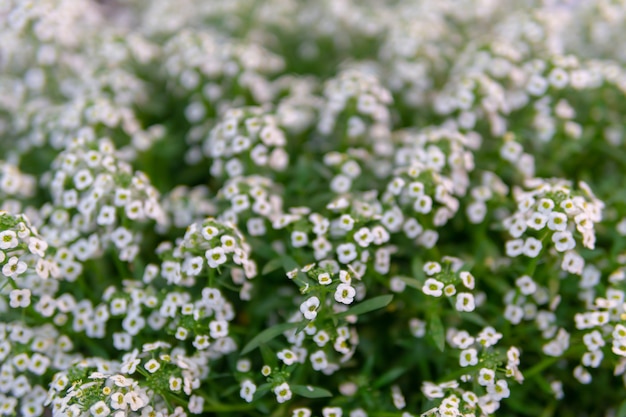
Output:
left=422, top=278, right=444, bottom=297
left=300, top=296, right=320, bottom=320
left=110, top=392, right=127, bottom=410
left=523, top=237, right=542, bottom=257
left=202, top=225, right=219, bottom=240
left=3, top=256, right=27, bottom=277
left=144, top=359, right=161, bottom=373
left=505, top=239, right=524, bottom=257
left=337, top=243, right=358, bottom=264
left=318, top=272, right=332, bottom=285
left=209, top=320, right=229, bottom=339
left=423, top=261, right=442, bottom=276
left=413, top=195, right=433, bottom=214
left=0, top=230, right=18, bottom=250
left=277, top=349, right=297, bottom=366
left=291, top=231, right=309, bottom=248
left=335, top=283, right=356, bottom=304
left=90, top=401, right=111, bottom=417
left=459, top=271, right=475, bottom=289
left=240, top=380, right=256, bottom=403
left=460, top=348, right=478, bottom=367
left=477, top=368, right=496, bottom=386
left=516, top=275, right=537, bottom=295
left=527, top=212, right=547, bottom=230
left=353, top=227, right=373, bottom=248
left=9, top=289, right=31, bottom=308
left=206, top=247, right=227, bottom=268
left=455, top=293, right=475, bottom=312
left=73, top=169, right=94, bottom=190
left=322, top=407, right=343, bottom=417
left=273, top=382, right=292, bottom=403
left=547, top=212, right=568, bottom=231
left=552, top=231, right=575, bottom=252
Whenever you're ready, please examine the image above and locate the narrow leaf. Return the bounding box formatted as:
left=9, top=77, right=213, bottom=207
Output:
left=372, top=366, right=408, bottom=388
left=291, top=385, right=332, bottom=399
left=241, top=321, right=302, bottom=355
left=428, top=314, right=445, bottom=352
left=336, top=294, right=393, bottom=319
left=399, top=276, right=422, bottom=290
left=617, top=400, right=626, bottom=417
left=281, top=256, right=299, bottom=273
left=261, top=258, right=283, bottom=275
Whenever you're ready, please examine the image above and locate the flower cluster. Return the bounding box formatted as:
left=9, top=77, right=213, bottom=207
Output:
left=2, top=0, right=626, bottom=416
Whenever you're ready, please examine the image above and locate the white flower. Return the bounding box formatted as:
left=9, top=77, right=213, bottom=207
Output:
left=552, top=231, right=575, bottom=252
left=413, top=195, right=433, bottom=214
left=3, top=256, right=27, bottom=277
left=90, top=401, right=111, bottom=417
left=561, top=251, right=584, bottom=274
left=330, top=175, right=352, bottom=193
left=515, top=275, right=536, bottom=295
left=220, top=235, right=237, bottom=252
left=111, top=227, right=133, bottom=249
left=487, top=380, right=510, bottom=401
left=403, top=218, right=423, bottom=239
left=300, top=296, right=320, bottom=320
left=73, top=169, right=94, bottom=190
left=353, top=227, right=373, bottom=247
left=240, top=380, right=256, bottom=403
left=0, top=230, right=18, bottom=250
left=527, top=212, right=547, bottom=230
left=9, top=289, right=31, bottom=308
left=209, top=320, right=229, bottom=338
left=477, top=368, right=495, bottom=386
left=125, top=201, right=145, bottom=220
left=422, top=278, right=444, bottom=297
left=460, top=348, right=478, bottom=367
left=337, top=243, right=357, bottom=264
left=277, top=349, right=297, bottom=366
left=547, top=212, right=568, bottom=231
left=423, top=261, right=441, bottom=276
left=338, top=214, right=355, bottom=231
left=504, top=304, right=524, bottom=324
left=459, top=271, right=475, bottom=289
left=573, top=365, right=592, bottom=384
left=322, top=407, right=343, bottom=417
left=406, top=181, right=424, bottom=197
left=455, top=293, right=475, bottom=312
left=206, top=247, right=227, bottom=268
left=505, top=239, right=524, bottom=257
left=522, top=237, right=542, bottom=257
left=310, top=350, right=328, bottom=371
left=335, top=283, right=356, bottom=304
left=201, top=225, right=219, bottom=240
left=273, top=382, right=292, bottom=403
left=318, top=272, right=332, bottom=285
left=144, top=359, right=161, bottom=373
left=110, top=392, right=127, bottom=410
left=291, top=231, right=309, bottom=248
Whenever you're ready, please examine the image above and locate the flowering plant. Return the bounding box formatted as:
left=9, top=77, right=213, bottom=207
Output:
left=2, top=1, right=626, bottom=416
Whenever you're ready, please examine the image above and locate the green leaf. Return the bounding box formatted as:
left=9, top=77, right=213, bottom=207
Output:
left=252, top=383, right=272, bottom=401
left=399, top=276, right=422, bottom=290
left=372, top=366, right=408, bottom=388
left=617, top=399, right=626, bottom=417
left=241, top=321, right=302, bottom=355
left=281, top=256, right=299, bottom=272
left=291, top=385, right=332, bottom=399
left=428, top=314, right=445, bottom=352
left=460, top=312, right=489, bottom=327
left=261, top=258, right=283, bottom=275
left=260, top=344, right=278, bottom=368
left=336, top=294, right=393, bottom=319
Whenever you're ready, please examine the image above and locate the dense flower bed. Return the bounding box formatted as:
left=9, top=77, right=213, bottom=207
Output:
left=1, top=1, right=626, bottom=416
